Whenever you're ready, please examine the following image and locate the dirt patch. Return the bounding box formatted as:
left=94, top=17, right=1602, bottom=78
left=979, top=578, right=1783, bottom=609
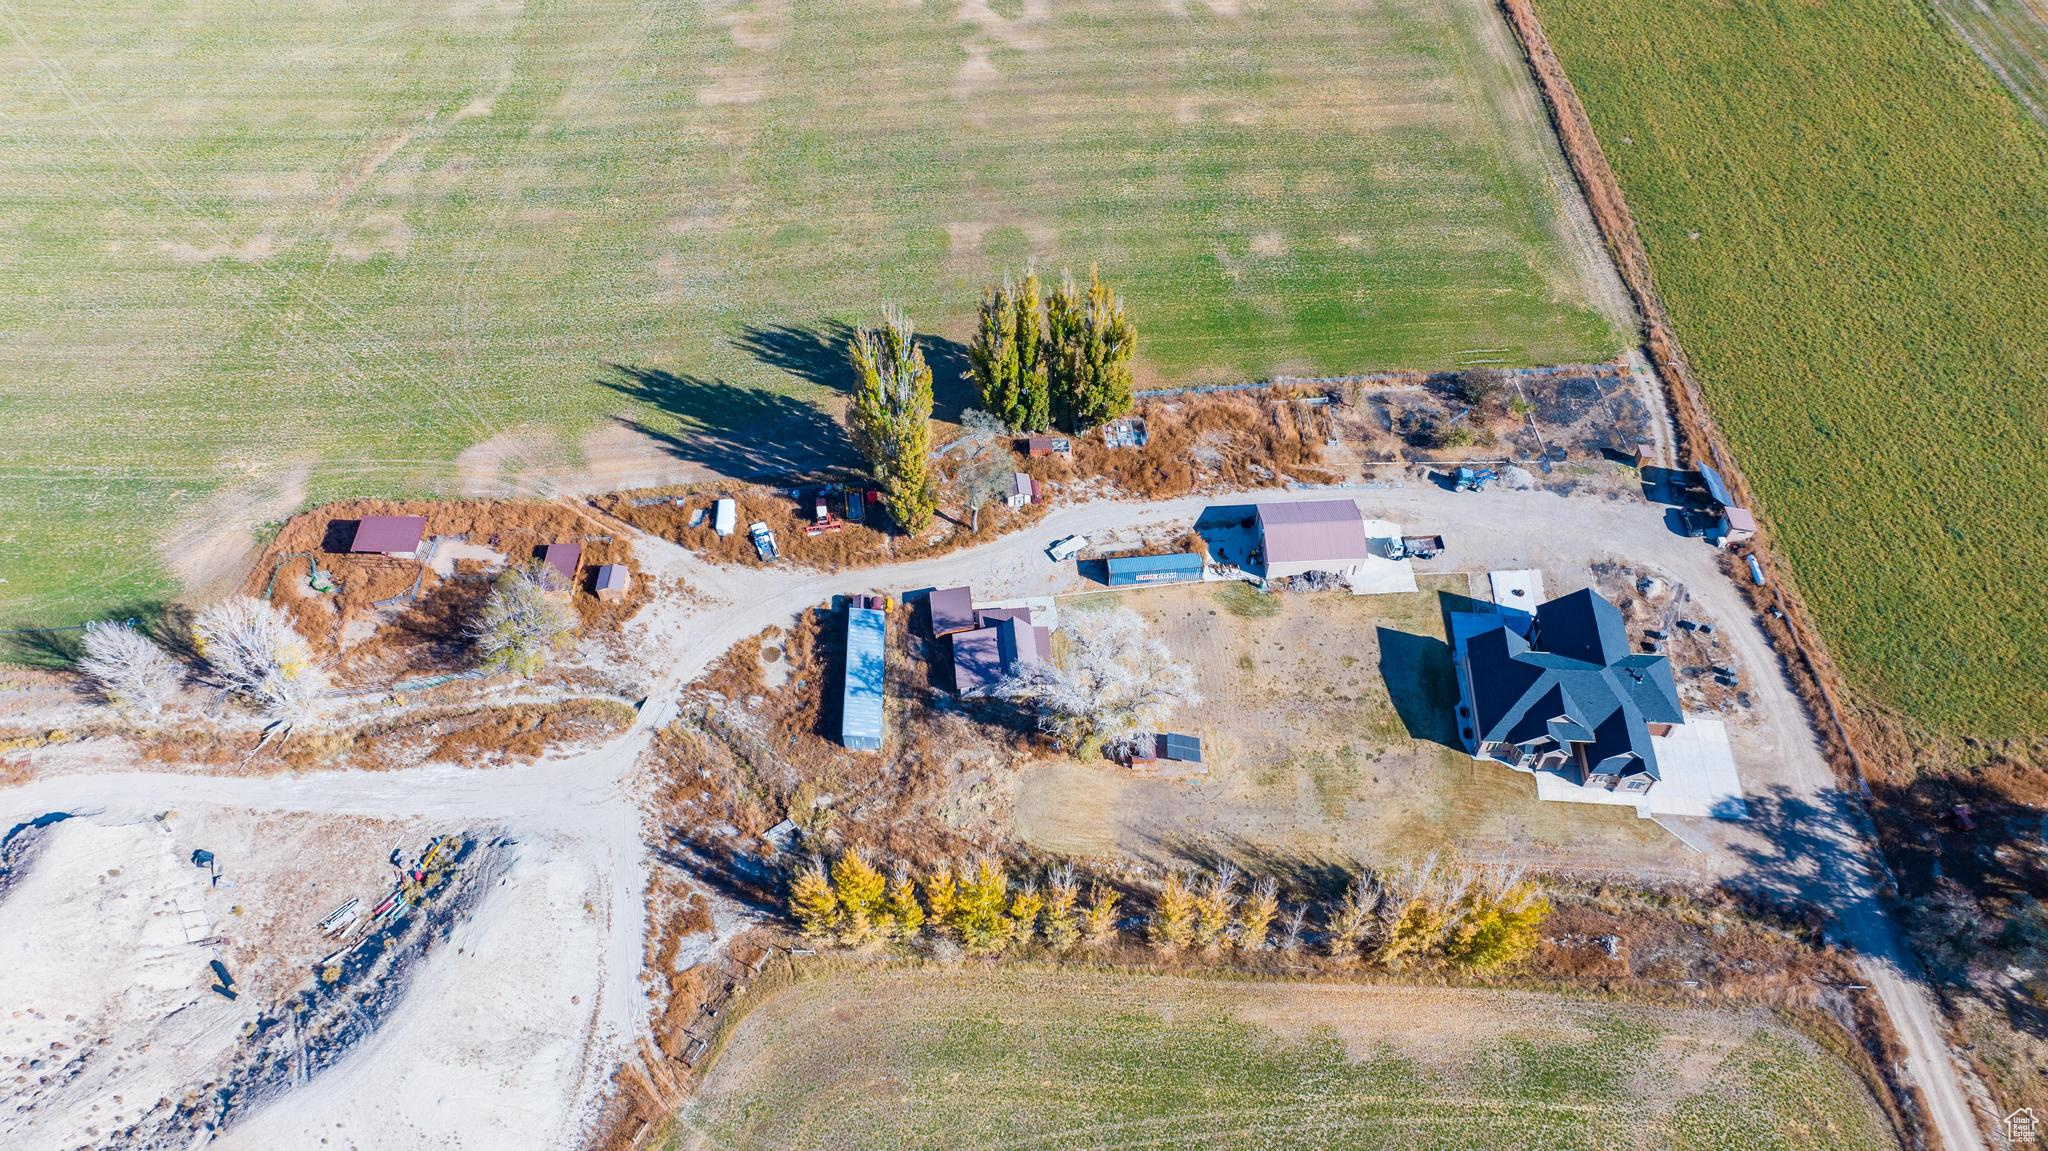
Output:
left=158, top=461, right=310, bottom=603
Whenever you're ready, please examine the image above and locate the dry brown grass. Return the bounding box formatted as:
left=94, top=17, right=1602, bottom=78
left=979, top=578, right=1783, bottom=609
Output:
left=131, top=698, right=633, bottom=774
left=1052, top=389, right=1342, bottom=500
left=598, top=478, right=1046, bottom=573
left=244, top=498, right=652, bottom=680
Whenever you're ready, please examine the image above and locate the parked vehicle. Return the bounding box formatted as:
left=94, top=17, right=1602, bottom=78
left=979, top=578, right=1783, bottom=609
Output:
left=713, top=498, right=737, bottom=538
left=1453, top=467, right=1497, bottom=492
left=750, top=521, right=780, bottom=562
left=1046, top=534, right=1089, bottom=562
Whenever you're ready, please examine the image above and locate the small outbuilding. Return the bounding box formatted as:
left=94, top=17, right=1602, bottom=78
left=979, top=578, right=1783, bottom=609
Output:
left=1104, top=552, right=1204, bottom=587
left=1253, top=499, right=1370, bottom=581
left=1006, top=471, right=1035, bottom=509
left=539, top=542, right=582, bottom=590
left=1022, top=435, right=1071, bottom=458
left=839, top=605, right=886, bottom=751
left=1718, top=506, right=1757, bottom=545
left=592, top=563, right=630, bottom=602
left=928, top=585, right=976, bottom=637
left=713, top=498, right=737, bottom=538
left=348, top=515, right=427, bottom=556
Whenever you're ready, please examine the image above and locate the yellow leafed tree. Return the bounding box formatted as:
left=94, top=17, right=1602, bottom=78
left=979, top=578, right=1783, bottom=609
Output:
left=788, top=862, right=841, bottom=939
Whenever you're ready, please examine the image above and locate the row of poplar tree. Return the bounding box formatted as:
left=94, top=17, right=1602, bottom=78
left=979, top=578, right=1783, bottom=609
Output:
left=840, top=266, right=1138, bottom=538
left=788, top=849, right=1552, bottom=971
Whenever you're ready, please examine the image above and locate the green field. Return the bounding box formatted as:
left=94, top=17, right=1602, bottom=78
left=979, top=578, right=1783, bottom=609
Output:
left=675, top=969, right=1897, bottom=1150
left=0, top=0, right=1619, bottom=630
left=1537, top=0, right=2048, bottom=737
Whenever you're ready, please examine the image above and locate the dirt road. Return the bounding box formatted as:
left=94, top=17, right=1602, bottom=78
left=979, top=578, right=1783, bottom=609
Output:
left=0, top=481, right=1984, bottom=1149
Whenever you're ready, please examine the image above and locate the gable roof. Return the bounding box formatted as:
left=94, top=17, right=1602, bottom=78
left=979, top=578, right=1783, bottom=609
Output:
left=1465, top=589, right=1682, bottom=780
left=1255, top=499, right=1370, bottom=564
left=929, top=586, right=976, bottom=636
left=540, top=542, right=582, bottom=589
left=349, top=515, right=426, bottom=554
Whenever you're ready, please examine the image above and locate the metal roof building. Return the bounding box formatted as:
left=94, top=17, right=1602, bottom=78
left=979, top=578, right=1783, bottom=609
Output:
left=928, top=585, right=977, bottom=637
left=349, top=515, right=427, bottom=555
left=1104, top=552, right=1204, bottom=587
left=540, top=543, right=582, bottom=590
left=1253, top=499, right=1370, bottom=580
left=592, top=563, right=630, bottom=602
left=839, top=606, right=886, bottom=751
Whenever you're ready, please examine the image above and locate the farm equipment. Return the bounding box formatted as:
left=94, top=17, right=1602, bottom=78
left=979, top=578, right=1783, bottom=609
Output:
left=806, top=491, right=845, bottom=535
left=844, top=488, right=868, bottom=523
left=750, top=522, right=780, bottom=562
left=1453, top=467, right=1497, bottom=492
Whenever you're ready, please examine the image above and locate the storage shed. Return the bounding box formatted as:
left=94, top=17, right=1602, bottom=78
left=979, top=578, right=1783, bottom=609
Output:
left=1104, top=552, right=1204, bottom=587
left=1022, top=435, right=1071, bottom=458
left=592, top=564, right=630, bottom=602
left=839, top=605, right=886, bottom=751
left=348, top=515, right=427, bottom=556
left=539, top=542, right=582, bottom=589
left=928, top=585, right=976, bottom=637
left=1253, top=499, right=1370, bottom=580
left=1006, top=471, right=1035, bottom=509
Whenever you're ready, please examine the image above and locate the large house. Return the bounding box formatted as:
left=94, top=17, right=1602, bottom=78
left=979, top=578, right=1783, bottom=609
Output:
left=1457, top=588, right=1682, bottom=794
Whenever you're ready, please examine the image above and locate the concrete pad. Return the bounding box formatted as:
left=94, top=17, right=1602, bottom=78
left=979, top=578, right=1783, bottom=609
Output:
left=1527, top=716, right=1745, bottom=820
left=1347, top=518, right=1418, bottom=595
left=1487, top=568, right=1544, bottom=634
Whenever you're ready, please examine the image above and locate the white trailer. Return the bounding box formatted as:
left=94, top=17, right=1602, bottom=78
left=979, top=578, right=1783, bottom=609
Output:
left=713, top=498, right=737, bottom=538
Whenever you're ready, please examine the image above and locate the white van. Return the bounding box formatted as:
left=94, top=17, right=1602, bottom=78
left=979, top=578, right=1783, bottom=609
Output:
left=1046, top=533, right=1089, bottom=562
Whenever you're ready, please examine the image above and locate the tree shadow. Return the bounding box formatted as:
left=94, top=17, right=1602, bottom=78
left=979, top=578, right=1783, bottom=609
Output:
left=598, top=363, right=856, bottom=481
left=733, top=322, right=978, bottom=423
left=1131, top=830, right=1360, bottom=903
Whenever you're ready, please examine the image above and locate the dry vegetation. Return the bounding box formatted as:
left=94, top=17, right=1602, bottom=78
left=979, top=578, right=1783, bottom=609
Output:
left=598, top=481, right=1045, bottom=572
left=244, top=498, right=650, bottom=681
left=131, top=699, right=634, bottom=774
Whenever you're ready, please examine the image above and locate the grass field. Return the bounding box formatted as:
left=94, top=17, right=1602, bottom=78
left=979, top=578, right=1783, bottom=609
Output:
left=675, top=968, right=1898, bottom=1151
left=0, top=0, right=1620, bottom=631
left=1536, top=0, right=2048, bottom=737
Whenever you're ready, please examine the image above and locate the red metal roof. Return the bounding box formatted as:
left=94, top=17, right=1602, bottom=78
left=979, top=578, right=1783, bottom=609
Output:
left=349, top=515, right=427, bottom=554
left=929, top=585, right=976, bottom=636
left=540, top=543, right=582, bottom=589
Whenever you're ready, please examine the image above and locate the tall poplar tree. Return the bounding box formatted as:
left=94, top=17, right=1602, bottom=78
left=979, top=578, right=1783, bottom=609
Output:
left=969, top=271, right=1049, bottom=431
left=847, top=308, right=937, bottom=534
left=1045, top=265, right=1137, bottom=433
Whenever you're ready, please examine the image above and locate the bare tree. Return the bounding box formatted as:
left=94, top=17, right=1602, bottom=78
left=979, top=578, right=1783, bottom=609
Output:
left=193, top=597, right=327, bottom=728
left=996, top=606, right=1199, bottom=757
left=471, top=562, right=578, bottom=677
left=76, top=622, right=182, bottom=716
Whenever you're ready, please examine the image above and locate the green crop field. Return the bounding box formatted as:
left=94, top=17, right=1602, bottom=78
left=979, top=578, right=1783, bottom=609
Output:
left=0, top=0, right=1620, bottom=632
left=674, top=969, right=1897, bottom=1150
left=1536, top=0, right=2048, bottom=737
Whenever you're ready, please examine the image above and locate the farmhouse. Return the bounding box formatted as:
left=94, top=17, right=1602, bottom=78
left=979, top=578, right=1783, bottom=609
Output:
left=1457, top=588, right=1682, bottom=794
left=839, top=604, right=886, bottom=751
left=348, top=515, right=427, bottom=557
left=950, top=614, right=1049, bottom=696
left=1253, top=499, right=1371, bottom=580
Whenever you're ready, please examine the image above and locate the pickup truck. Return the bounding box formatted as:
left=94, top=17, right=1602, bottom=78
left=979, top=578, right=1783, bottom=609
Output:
left=1045, top=533, right=1089, bottom=562
left=750, top=521, right=780, bottom=563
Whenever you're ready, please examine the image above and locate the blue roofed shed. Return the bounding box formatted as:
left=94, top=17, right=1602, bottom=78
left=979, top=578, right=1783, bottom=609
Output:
left=1104, top=552, right=1204, bottom=587
left=840, top=606, right=886, bottom=751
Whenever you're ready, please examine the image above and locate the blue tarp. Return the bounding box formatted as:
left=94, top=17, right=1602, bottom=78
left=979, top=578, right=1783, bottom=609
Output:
left=839, top=607, right=886, bottom=751
left=1104, top=552, right=1204, bottom=586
